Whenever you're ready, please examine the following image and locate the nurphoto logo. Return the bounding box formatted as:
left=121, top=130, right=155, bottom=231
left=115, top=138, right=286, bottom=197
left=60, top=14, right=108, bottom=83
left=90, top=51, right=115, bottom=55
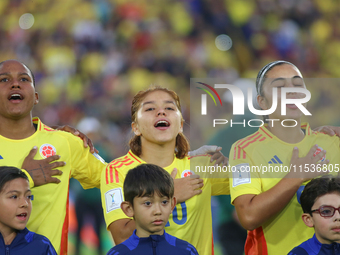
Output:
left=196, top=82, right=311, bottom=128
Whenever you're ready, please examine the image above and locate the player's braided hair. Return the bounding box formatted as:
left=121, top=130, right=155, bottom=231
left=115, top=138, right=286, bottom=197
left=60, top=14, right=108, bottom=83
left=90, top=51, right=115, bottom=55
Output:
left=129, top=85, right=190, bottom=159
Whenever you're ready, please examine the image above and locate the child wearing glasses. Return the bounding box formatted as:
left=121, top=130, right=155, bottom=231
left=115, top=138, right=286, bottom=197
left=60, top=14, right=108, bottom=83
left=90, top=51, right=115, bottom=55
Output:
left=288, top=176, right=340, bottom=255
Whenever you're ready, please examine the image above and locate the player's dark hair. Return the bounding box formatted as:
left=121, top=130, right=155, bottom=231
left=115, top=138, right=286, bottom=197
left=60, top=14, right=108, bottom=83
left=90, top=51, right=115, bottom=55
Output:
left=256, top=60, right=298, bottom=97
left=0, top=166, right=29, bottom=193
left=255, top=61, right=298, bottom=123
left=300, top=175, right=340, bottom=215
left=129, top=85, right=189, bottom=159
left=123, top=164, right=174, bottom=206
left=0, top=60, right=36, bottom=87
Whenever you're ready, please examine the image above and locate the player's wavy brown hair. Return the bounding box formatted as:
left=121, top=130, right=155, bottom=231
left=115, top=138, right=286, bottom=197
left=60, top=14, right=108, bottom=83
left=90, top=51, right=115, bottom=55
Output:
left=129, top=86, right=190, bottom=159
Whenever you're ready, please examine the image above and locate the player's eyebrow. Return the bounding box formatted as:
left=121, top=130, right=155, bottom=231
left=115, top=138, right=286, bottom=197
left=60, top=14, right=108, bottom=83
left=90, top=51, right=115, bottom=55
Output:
left=292, top=76, right=303, bottom=80
left=6, top=189, right=31, bottom=194
left=270, top=77, right=285, bottom=84
left=6, top=190, right=20, bottom=194
left=0, top=72, right=30, bottom=76
left=270, top=76, right=303, bottom=84
left=19, top=72, right=30, bottom=76
left=142, top=100, right=176, bottom=106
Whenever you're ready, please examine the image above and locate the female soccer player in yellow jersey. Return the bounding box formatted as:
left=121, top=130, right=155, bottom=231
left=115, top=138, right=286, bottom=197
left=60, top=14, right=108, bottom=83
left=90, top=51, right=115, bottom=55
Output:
left=0, top=59, right=107, bottom=255
left=229, top=61, right=340, bottom=255
left=101, top=86, right=229, bottom=255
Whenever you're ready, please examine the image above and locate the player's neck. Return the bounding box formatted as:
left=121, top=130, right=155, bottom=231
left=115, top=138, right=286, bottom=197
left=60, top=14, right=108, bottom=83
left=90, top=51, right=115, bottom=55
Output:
left=139, top=141, right=176, bottom=168
left=0, top=115, right=36, bottom=139
left=266, top=120, right=305, bottom=143
left=0, top=227, right=17, bottom=245
left=135, top=227, right=164, bottom=238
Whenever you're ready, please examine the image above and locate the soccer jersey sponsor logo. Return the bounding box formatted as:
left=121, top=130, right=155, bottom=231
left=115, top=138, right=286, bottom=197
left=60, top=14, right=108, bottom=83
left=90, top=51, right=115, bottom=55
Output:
left=105, top=188, right=123, bottom=213
left=181, top=169, right=193, bottom=178
left=232, top=163, right=251, bottom=187
left=39, top=144, right=56, bottom=158
left=313, top=146, right=326, bottom=162
left=268, top=155, right=283, bottom=164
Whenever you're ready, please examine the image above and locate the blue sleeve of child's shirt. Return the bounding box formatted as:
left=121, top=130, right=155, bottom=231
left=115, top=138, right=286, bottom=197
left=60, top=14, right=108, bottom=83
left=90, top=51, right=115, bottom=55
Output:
left=41, top=237, right=57, bottom=255
left=187, top=243, right=199, bottom=255
left=287, top=246, right=309, bottom=255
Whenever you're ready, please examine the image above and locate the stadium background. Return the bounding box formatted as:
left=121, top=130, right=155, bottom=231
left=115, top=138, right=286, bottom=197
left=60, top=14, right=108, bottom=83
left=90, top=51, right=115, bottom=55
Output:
left=1, top=0, right=340, bottom=254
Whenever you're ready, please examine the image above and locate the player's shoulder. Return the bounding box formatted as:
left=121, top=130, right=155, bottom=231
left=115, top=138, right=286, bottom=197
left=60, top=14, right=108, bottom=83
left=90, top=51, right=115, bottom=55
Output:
left=38, top=121, right=81, bottom=142
left=34, top=118, right=59, bottom=134
left=311, top=129, right=340, bottom=143
left=187, top=153, right=211, bottom=162
left=103, top=152, right=139, bottom=186
left=231, top=127, right=271, bottom=151
left=27, top=230, right=48, bottom=243
left=36, top=120, right=63, bottom=137
left=165, top=234, right=198, bottom=255
left=106, top=243, right=132, bottom=255
left=303, top=123, right=335, bottom=140
left=287, top=246, right=309, bottom=255
left=23, top=229, right=57, bottom=254
left=38, top=122, right=56, bottom=132
left=107, top=151, right=142, bottom=171
left=186, top=153, right=213, bottom=170
left=107, top=233, right=139, bottom=254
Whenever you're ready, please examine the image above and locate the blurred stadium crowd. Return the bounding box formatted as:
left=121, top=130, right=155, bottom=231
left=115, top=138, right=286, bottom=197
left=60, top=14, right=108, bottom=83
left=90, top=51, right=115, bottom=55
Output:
left=2, top=0, right=340, bottom=254
left=2, top=0, right=340, bottom=160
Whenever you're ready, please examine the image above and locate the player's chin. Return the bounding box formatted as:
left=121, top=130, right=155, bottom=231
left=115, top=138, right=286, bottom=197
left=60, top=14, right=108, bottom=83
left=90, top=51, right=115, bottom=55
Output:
left=286, top=114, right=302, bottom=122
left=154, top=137, right=175, bottom=145
left=14, top=223, right=27, bottom=230
left=150, top=224, right=164, bottom=231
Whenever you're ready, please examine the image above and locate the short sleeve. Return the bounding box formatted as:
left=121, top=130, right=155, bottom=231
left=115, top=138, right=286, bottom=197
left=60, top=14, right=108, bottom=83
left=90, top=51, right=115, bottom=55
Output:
left=67, top=135, right=107, bottom=189
left=21, top=169, right=35, bottom=188
left=101, top=164, right=131, bottom=228
left=190, top=154, right=230, bottom=196
left=229, top=142, right=262, bottom=204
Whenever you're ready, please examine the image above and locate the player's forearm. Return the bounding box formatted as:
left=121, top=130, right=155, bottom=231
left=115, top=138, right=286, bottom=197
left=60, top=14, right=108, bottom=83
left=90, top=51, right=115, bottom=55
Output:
left=235, top=178, right=303, bottom=230
left=109, top=219, right=136, bottom=245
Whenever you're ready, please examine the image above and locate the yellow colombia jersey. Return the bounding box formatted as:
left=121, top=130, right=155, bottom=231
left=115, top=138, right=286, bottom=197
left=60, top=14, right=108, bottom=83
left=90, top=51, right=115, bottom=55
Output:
left=229, top=123, right=340, bottom=255
left=0, top=117, right=107, bottom=255
left=101, top=150, right=229, bottom=255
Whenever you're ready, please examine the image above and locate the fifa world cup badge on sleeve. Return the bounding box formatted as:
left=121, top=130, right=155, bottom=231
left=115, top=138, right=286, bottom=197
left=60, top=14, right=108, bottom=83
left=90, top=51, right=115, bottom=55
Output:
left=232, top=163, right=251, bottom=187
left=105, top=188, right=123, bottom=213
